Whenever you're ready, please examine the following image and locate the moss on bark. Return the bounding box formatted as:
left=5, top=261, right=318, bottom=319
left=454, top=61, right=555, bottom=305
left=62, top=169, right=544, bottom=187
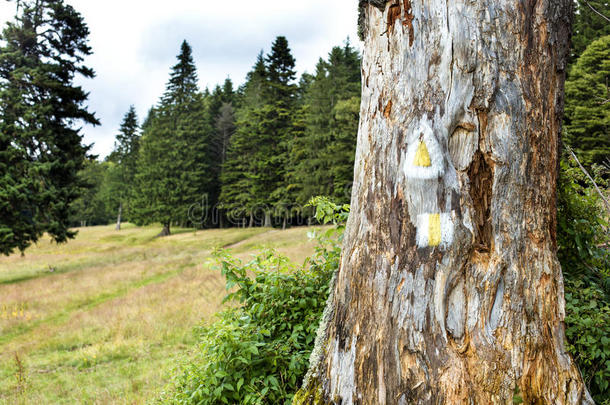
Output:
left=292, top=376, right=328, bottom=405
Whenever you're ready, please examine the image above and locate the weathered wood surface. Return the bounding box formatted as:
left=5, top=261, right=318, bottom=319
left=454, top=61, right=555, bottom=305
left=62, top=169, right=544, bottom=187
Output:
left=295, top=0, right=592, bottom=404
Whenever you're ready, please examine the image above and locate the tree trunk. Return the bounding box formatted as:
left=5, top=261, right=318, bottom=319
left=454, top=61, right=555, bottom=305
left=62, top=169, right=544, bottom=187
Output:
left=115, top=202, right=122, bottom=231
left=264, top=211, right=272, bottom=227
left=157, top=222, right=170, bottom=237
left=282, top=216, right=287, bottom=230
left=249, top=213, right=254, bottom=228
left=296, top=1, right=592, bottom=404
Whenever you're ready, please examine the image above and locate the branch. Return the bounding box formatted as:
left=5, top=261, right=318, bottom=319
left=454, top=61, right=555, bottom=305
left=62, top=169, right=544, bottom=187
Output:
left=566, top=146, right=610, bottom=215
left=582, top=0, right=610, bottom=23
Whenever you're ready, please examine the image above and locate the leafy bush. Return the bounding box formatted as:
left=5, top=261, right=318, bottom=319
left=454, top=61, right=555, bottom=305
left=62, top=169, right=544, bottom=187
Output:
left=557, top=156, right=609, bottom=402
left=557, top=157, right=609, bottom=287
left=166, top=182, right=608, bottom=403
left=163, top=198, right=347, bottom=404
left=564, top=278, right=610, bottom=401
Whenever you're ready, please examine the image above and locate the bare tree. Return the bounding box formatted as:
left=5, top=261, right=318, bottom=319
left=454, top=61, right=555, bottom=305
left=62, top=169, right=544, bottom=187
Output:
left=215, top=102, right=236, bottom=166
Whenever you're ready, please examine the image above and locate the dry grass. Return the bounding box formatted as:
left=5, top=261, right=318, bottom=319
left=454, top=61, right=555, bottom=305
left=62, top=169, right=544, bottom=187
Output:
left=0, top=224, right=321, bottom=404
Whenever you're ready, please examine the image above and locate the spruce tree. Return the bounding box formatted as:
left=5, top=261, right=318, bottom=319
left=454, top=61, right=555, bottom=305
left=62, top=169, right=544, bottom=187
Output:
left=265, top=36, right=297, bottom=102
left=221, top=78, right=235, bottom=103
left=161, top=41, right=200, bottom=106
left=106, top=106, right=140, bottom=229
left=133, top=40, right=211, bottom=235
left=223, top=39, right=360, bottom=227
left=219, top=43, right=297, bottom=227
left=69, top=159, right=112, bottom=227
left=219, top=58, right=266, bottom=226
left=240, top=51, right=268, bottom=109
left=259, top=36, right=298, bottom=226
left=289, top=42, right=361, bottom=205
left=219, top=108, right=259, bottom=226
left=571, top=1, right=610, bottom=60
left=0, top=0, right=99, bottom=255
left=328, top=96, right=361, bottom=200
left=564, top=35, right=610, bottom=166
left=205, top=84, right=230, bottom=209
left=113, top=106, right=140, bottom=163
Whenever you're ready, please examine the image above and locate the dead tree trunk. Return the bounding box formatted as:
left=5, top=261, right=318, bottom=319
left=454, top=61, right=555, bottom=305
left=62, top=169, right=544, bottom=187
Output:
left=295, top=0, right=592, bottom=404
left=115, top=202, right=122, bottom=231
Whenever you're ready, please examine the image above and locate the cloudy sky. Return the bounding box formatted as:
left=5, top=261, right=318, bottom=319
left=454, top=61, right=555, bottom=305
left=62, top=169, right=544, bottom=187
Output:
left=0, top=1, right=360, bottom=158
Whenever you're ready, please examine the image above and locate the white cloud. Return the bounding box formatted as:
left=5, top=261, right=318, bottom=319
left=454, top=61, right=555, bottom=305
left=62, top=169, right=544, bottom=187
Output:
left=0, top=0, right=360, bottom=158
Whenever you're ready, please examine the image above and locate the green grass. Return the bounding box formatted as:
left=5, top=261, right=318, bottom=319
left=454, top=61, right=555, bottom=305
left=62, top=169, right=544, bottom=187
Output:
left=0, top=223, right=321, bottom=404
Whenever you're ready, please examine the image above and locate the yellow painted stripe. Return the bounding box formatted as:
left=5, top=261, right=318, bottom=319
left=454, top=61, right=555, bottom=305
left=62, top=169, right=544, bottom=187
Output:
left=413, top=141, right=432, bottom=167
left=428, top=214, right=441, bottom=246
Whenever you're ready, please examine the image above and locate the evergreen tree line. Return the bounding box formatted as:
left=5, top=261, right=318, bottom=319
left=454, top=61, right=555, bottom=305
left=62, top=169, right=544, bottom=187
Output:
left=72, top=0, right=609, bottom=234
left=70, top=37, right=362, bottom=233
left=0, top=0, right=606, bottom=250
left=563, top=0, right=609, bottom=167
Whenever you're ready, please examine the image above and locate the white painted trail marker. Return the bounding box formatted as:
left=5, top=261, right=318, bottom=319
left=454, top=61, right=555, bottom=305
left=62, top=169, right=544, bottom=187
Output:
left=403, top=123, right=444, bottom=180
left=416, top=213, right=454, bottom=249
left=403, top=122, right=455, bottom=249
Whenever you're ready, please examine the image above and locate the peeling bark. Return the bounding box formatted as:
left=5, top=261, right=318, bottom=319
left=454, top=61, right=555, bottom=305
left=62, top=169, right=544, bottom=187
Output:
left=296, top=0, right=592, bottom=404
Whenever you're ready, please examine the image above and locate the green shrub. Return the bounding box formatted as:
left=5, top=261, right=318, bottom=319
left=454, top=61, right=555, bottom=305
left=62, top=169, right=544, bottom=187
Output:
left=557, top=158, right=609, bottom=287
left=557, top=156, right=609, bottom=402
left=162, top=198, right=347, bottom=404
left=564, top=278, right=610, bottom=402
left=166, top=182, right=608, bottom=403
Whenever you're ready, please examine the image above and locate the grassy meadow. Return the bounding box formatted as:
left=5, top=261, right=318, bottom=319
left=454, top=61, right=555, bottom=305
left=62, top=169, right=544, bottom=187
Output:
left=0, top=224, right=321, bottom=404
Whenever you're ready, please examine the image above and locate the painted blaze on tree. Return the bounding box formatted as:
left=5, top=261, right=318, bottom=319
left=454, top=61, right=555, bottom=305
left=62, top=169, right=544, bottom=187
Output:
left=295, top=1, right=593, bottom=404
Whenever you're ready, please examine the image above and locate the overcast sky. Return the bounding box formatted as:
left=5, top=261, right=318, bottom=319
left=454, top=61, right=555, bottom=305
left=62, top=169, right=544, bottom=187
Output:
left=0, top=1, right=360, bottom=158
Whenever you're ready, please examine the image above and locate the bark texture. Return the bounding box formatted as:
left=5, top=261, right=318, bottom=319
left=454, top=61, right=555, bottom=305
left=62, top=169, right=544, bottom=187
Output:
left=296, top=0, right=592, bottom=404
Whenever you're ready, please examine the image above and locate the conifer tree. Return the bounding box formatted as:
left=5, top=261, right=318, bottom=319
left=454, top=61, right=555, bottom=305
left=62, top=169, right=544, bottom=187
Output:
left=220, top=38, right=298, bottom=227
left=221, top=78, right=235, bottom=103
left=259, top=36, right=298, bottom=226
left=106, top=106, right=140, bottom=229
left=113, top=106, right=140, bottom=163
left=328, top=96, right=361, bottom=199
left=133, top=40, right=210, bottom=235
left=219, top=59, right=266, bottom=226
left=571, top=0, right=610, bottom=60
left=206, top=81, right=236, bottom=210
left=0, top=0, right=99, bottom=255
left=289, top=42, right=361, bottom=205
left=69, top=159, right=112, bottom=227
left=141, top=107, right=156, bottom=133
left=265, top=36, right=297, bottom=103
left=161, top=41, right=200, bottom=106
left=564, top=35, right=610, bottom=166
left=240, top=51, right=267, bottom=109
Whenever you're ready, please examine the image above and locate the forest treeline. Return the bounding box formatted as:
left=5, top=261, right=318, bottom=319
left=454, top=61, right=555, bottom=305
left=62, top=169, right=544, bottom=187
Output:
left=72, top=37, right=361, bottom=233
left=69, top=3, right=608, bottom=234
left=1, top=0, right=607, bottom=252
